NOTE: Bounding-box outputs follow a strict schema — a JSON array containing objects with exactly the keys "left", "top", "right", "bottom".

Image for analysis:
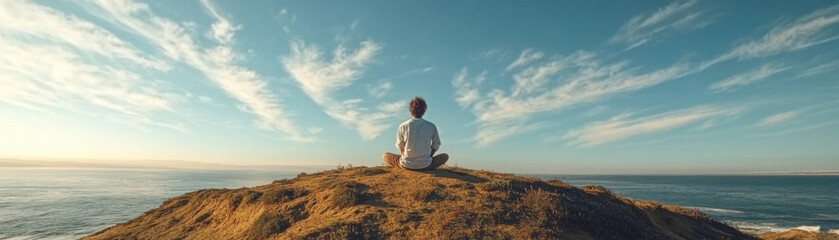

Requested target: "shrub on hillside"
[
  {"left": 480, "top": 179, "right": 512, "bottom": 192},
  {"left": 331, "top": 185, "right": 363, "bottom": 208},
  {"left": 300, "top": 215, "right": 382, "bottom": 240},
  {"left": 248, "top": 211, "right": 291, "bottom": 240},
  {"left": 581, "top": 184, "right": 614, "bottom": 196},
  {"left": 546, "top": 178, "right": 574, "bottom": 188},
  {"left": 516, "top": 188, "right": 564, "bottom": 228},
  {"left": 229, "top": 194, "right": 243, "bottom": 209},
  {"left": 156, "top": 198, "right": 189, "bottom": 217},
  {"left": 247, "top": 190, "right": 263, "bottom": 203},
  {"left": 263, "top": 188, "right": 307, "bottom": 204}
]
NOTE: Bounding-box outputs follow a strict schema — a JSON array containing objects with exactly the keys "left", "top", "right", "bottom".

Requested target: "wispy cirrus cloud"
[
  {"left": 80, "top": 0, "right": 315, "bottom": 141},
  {"left": 473, "top": 47, "right": 509, "bottom": 61},
  {"left": 201, "top": 0, "right": 240, "bottom": 45},
  {"left": 457, "top": 4, "right": 839, "bottom": 146},
  {"left": 611, "top": 0, "right": 710, "bottom": 50},
  {"left": 0, "top": 38, "right": 175, "bottom": 118},
  {"left": 454, "top": 50, "right": 695, "bottom": 146},
  {"left": 709, "top": 62, "right": 791, "bottom": 92},
  {"left": 366, "top": 67, "right": 431, "bottom": 98},
  {"left": 0, "top": 0, "right": 169, "bottom": 71},
  {"left": 367, "top": 81, "right": 393, "bottom": 99},
  {"left": 198, "top": 96, "right": 213, "bottom": 103},
  {"left": 796, "top": 59, "right": 839, "bottom": 78},
  {"left": 506, "top": 48, "right": 544, "bottom": 71},
  {"left": 324, "top": 100, "right": 404, "bottom": 141},
  {"left": 283, "top": 41, "right": 381, "bottom": 104},
  {"left": 283, "top": 40, "right": 404, "bottom": 140},
  {"left": 0, "top": 0, "right": 180, "bottom": 131},
  {"left": 452, "top": 69, "right": 485, "bottom": 109},
  {"left": 703, "top": 4, "right": 839, "bottom": 69},
  {"left": 758, "top": 110, "right": 799, "bottom": 127},
  {"left": 476, "top": 51, "right": 691, "bottom": 123},
  {"left": 564, "top": 106, "right": 741, "bottom": 146},
  {"left": 510, "top": 58, "right": 565, "bottom": 97}
]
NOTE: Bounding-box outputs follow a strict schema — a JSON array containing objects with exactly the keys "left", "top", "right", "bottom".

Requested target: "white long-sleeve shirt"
[{"left": 395, "top": 118, "right": 441, "bottom": 169}]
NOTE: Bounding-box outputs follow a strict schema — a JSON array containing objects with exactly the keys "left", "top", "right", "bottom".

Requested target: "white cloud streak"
[
  {"left": 452, "top": 69, "right": 485, "bottom": 109},
  {"left": 384, "top": 67, "right": 434, "bottom": 80},
  {"left": 80, "top": 0, "right": 315, "bottom": 141},
  {"left": 201, "top": 0, "right": 240, "bottom": 45},
  {"left": 506, "top": 48, "right": 544, "bottom": 71},
  {"left": 455, "top": 49, "right": 695, "bottom": 146},
  {"left": 475, "top": 120, "right": 546, "bottom": 146},
  {"left": 283, "top": 40, "right": 404, "bottom": 140},
  {"left": 474, "top": 47, "right": 508, "bottom": 61},
  {"left": 324, "top": 100, "right": 404, "bottom": 141},
  {"left": 564, "top": 106, "right": 741, "bottom": 146},
  {"left": 703, "top": 4, "right": 839, "bottom": 69},
  {"left": 511, "top": 58, "right": 565, "bottom": 97},
  {"left": 797, "top": 59, "right": 839, "bottom": 78},
  {"left": 709, "top": 62, "right": 791, "bottom": 92},
  {"left": 367, "top": 81, "right": 393, "bottom": 99},
  {"left": 456, "top": 4, "right": 839, "bottom": 146},
  {"left": 611, "top": 0, "right": 709, "bottom": 50},
  {"left": 0, "top": 0, "right": 169, "bottom": 71},
  {"left": 283, "top": 41, "right": 381, "bottom": 104},
  {"left": 0, "top": 0, "right": 180, "bottom": 131},
  {"left": 0, "top": 38, "right": 174, "bottom": 117},
  {"left": 478, "top": 52, "right": 691, "bottom": 123},
  {"left": 758, "top": 111, "right": 799, "bottom": 127}
]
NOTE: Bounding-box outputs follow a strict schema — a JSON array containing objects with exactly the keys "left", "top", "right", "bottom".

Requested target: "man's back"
[
  {"left": 396, "top": 118, "right": 440, "bottom": 169},
  {"left": 383, "top": 96, "right": 448, "bottom": 170}
]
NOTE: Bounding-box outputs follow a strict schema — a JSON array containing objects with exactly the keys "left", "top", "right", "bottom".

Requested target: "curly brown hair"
[{"left": 409, "top": 97, "right": 427, "bottom": 118}]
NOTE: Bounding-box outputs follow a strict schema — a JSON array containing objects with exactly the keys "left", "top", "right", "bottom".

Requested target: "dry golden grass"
[{"left": 85, "top": 166, "right": 760, "bottom": 240}]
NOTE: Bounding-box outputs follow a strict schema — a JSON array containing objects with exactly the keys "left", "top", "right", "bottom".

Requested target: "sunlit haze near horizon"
[{"left": 1, "top": 0, "right": 838, "bottom": 174}]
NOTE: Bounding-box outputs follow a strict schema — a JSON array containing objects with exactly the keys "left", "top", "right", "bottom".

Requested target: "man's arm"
[
  {"left": 430, "top": 125, "right": 441, "bottom": 156},
  {"left": 396, "top": 124, "right": 406, "bottom": 155}
]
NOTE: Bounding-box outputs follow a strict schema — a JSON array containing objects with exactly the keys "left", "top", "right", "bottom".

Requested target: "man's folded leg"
[
  {"left": 382, "top": 152, "right": 402, "bottom": 168},
  {"left": 423, "top": 153, "right": 449, "bottom": 170}
]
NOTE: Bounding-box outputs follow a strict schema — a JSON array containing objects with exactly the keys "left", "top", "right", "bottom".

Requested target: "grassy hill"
[{"left": 85, "top": 166, "right": 760, "bottom": 240}]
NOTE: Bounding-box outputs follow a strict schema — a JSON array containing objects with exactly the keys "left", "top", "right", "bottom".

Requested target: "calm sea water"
[
  {"left": 0, "top": 169, "right": 837, "bottom": 239},
  {"left": 0, "top": 168, "right": 297, "bottom": 240},
  {"left": 555, "top": 175, "right": 839, "bottom": 234}
]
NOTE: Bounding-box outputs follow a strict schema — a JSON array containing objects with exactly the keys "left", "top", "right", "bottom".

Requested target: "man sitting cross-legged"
[{"left": 382, "top": 97, "right": 449, "bottom": 170}]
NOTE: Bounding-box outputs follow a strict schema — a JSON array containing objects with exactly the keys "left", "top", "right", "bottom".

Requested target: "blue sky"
[{"left": 1, "top": 0, "right": 838, "bottom": 174}]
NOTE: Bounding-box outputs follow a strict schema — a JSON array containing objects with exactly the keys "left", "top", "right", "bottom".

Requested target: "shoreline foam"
[
  {"left": 734, "top": 221, "right": 839, "bottom": 236},
  {"left": 688, "top": 206, "right": 745, "bottom": 215}
]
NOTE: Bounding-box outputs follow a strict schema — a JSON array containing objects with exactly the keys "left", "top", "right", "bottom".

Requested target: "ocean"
[
  {"left": 0, "top": 168, "right": 298, "bottom": 240},
  {"left": 0, "top": 168, "right": 837, "bottom": 239},
  {"left": 556, "top": 175, "right": 839, "bottom": 235}
]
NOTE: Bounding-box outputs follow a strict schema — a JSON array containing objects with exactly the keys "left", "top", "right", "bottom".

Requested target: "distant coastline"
[
  {"left": 741, "top": 171, "right": 839, "bottom": 176},
  {"left": 0, "top": 158, "right": 332, "bottom": 172},
  {"left": 4, "top": 158, "right": 838, "bottom": 176}
]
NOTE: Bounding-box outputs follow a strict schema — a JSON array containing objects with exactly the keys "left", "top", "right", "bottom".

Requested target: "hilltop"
[{"left": 85, "top": 166, "right": 757, "bottom": 240}]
